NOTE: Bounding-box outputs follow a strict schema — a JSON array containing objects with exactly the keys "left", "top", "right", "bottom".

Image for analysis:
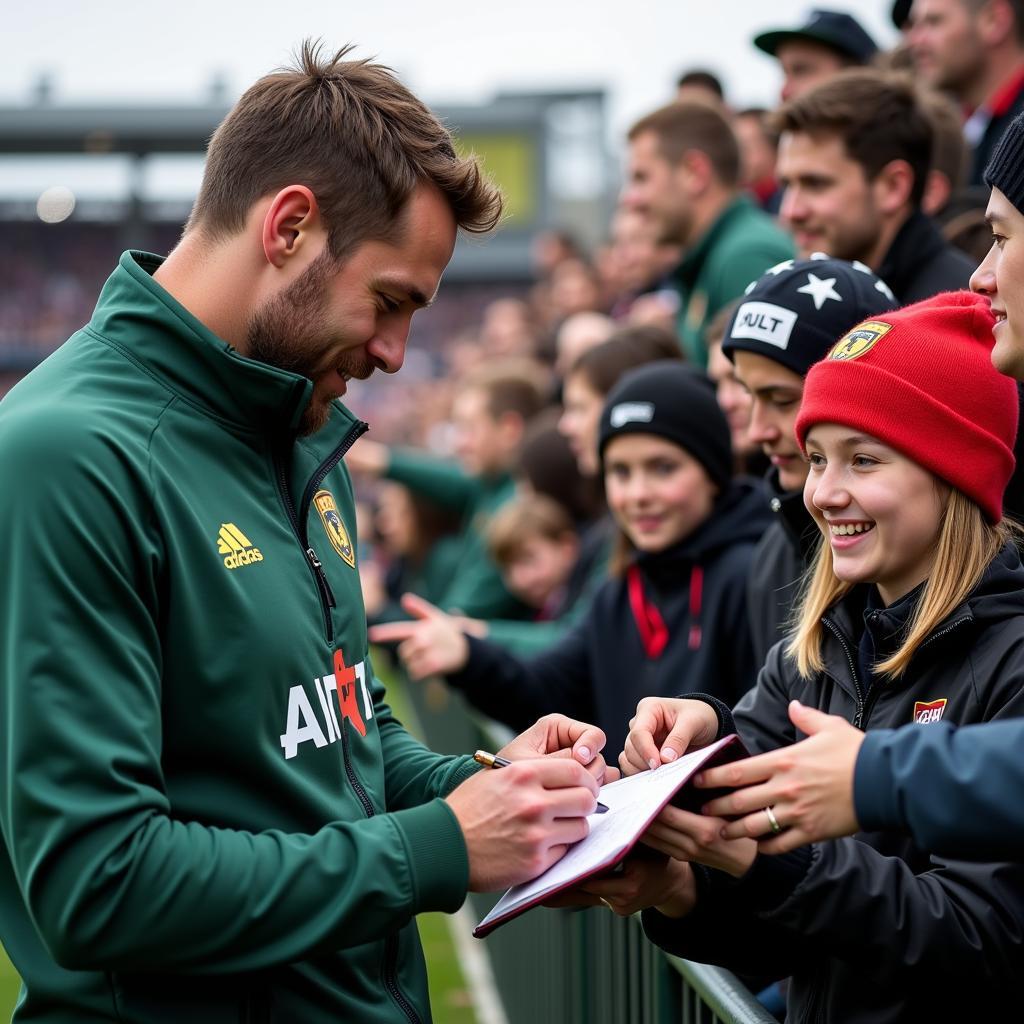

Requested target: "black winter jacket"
[
  {"left": 747, "top": 470, "right": 818, "bottom": 666},
  {"left": 644, "top": 542, "right": 1024, "bottom": 1024},
  {"left": 876, "top": 209, "right": 975, "bottom": 304},
  {"left": 445, "top": 480, "right": 769, "bottom": 756}
]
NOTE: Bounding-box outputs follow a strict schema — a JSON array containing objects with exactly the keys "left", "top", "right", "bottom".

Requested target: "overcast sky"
[{"left": 4, "top": 1, "right": 898, "bottom": 125}]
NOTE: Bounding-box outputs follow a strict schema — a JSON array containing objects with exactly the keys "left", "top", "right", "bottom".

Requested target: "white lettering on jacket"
[{"left": 280, "top": 657, "right": 373, "bottom": 759}]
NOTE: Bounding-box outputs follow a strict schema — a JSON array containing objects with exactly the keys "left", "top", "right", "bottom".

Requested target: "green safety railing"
[{"left": 399, "top": 675, "right": 778, "bottom": 1024}]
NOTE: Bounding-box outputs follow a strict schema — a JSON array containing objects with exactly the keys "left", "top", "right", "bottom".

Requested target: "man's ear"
[
  {"left": 261, "top": 185, "right": 323, "bottom": 268},
  {"left": 872, "top": 159, "right": 915, "bottom": 217},
  {"left": 979, "top": 0, "right": 1016, "bottom": 48},
  {"left": 679, "top": 149, "right": 715, "bottom": 197}
]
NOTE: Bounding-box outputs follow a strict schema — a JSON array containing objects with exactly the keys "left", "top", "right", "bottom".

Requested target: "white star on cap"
[
  {"left": 766, "top": 259, "right": 794, "bottom": 276},
  {"left": 797, "top": 272, "right": 843, "bottom": 310},
  {"left": 875, "top": 279, "right": 896, "bottom": 302}
]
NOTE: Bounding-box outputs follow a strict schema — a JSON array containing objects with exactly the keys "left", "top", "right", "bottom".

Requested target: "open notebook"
[{"left": 474, "top": 733, "right": 746, "bottom": 938}]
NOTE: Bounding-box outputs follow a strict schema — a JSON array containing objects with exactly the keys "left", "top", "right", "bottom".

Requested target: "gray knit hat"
[{"left": 985, "top": 112, "right": 1024, "bottom": 214}]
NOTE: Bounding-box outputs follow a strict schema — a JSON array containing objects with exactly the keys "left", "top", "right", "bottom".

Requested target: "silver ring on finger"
[{"left": 764, "top": 805, "right": 783, "bottom": 835}]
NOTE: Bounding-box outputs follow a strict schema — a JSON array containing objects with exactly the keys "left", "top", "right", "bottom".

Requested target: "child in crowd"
[
  {"left": 487, "top": 494, "right": 579, "bottom": 619},
  {"left": 346, "top": 360, "right": 546, "bottom": 619},
  {"left": 370, "top": 361, "right": 769, "bottom": 755},
  {"left": 599, "top": 293, "right": 1024, "bottom": 1023}
]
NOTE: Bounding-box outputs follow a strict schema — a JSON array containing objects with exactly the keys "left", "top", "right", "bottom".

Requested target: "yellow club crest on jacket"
[{"left": 314, "top": 490, "right": 355, "bottom": 568}]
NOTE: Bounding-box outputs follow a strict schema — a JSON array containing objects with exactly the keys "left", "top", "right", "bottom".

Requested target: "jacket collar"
[
  {"left": 676, "top": 194, "right": 752, "bottom": 286},
  {"left": 765, "top": 467, "right": 819, "bottom": 562},
  {"left": 875, "top": 211, "right": 946, "bottom": 301},
  {"left": 88, "top": 251, "right": 345, "bottom": 438}
]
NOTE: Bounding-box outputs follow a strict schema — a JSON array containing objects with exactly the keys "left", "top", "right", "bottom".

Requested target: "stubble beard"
[{"left": 246, "top": 252, "right": 373, "bottom": 436}]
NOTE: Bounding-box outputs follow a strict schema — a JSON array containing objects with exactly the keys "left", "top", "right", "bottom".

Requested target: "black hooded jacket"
[
  {"left": 747, "top": 469, "right": 819, "bottom": 665},
  {"left": 876, "top": 209, "right": 975, "bottom": 304},
  {"left": 644, "top": 542, "right": 1024, "bottom": 1024},
  {"left": 445, "top": 479, "right": 770, "bottom": 756}
]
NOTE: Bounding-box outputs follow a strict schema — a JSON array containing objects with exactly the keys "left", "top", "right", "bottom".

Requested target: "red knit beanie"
[{"left": 795, "top": 291, "right": 1018, "bottom": 523}]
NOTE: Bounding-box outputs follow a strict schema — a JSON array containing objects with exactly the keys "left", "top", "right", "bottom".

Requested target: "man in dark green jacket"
[
  {"left": 622, "top": 101, "right": 794, "bottom": 366},
  {"left": 0, "top": 42, "right": 608, "bottom": 1024}
]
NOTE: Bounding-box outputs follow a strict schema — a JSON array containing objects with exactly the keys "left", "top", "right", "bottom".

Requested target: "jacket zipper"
[
  {"left": 820, "top": 616, "right": 868, "bottom": 727},
  {"left": 276, "top": 419, "right": 418, "bottom": 1022},
  {"left": 272, "top": 420, "right": 369, "bottom": 646},
  {"left": 384, "top": 933, "right": 422, "bottom": 1024},
  {"left": 822, "top": 614, "right": 974, "bottom": 729}
]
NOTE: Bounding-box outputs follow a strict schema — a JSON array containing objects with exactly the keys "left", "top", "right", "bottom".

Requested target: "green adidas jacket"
[{"left": 0, "top": 252, "right": 478, "bottom": 1023}]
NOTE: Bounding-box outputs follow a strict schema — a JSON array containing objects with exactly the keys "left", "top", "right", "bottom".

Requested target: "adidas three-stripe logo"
[{"left": 218, "top": 523, "right": 264, "bottom": 570}]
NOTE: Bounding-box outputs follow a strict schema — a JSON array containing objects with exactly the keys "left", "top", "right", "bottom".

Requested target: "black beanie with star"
[{"left": 722, "top": 255, "right": 899, "bottom": 377}]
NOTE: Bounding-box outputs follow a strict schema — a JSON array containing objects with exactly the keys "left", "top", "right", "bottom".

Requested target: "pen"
[{"left": 473, "top": 750, "right": 609, "bottom": 813}]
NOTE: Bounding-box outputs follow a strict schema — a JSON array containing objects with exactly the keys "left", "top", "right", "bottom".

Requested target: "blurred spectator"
[
  {"left": 361, "top": 482, "right": 462, "bottom": 623},
  {"left": 909, "top": 0, "right": 1024, "bottom": 185},
  {"left": 479, "top": 297, "right": 539, "bottom": 359},
  {"left": 530, "top": 228, "right": 585, "bottom": 280},
  {"left": 346, "top": 359, "right": 547, "bottom": 619},
  {"left": 734, "top": 107, "right": 783, "bottom": 212},
  {"left": 676, "top": 69, "right": 728, "bottom": 107},
  {"left": 917, "top": 84, "right": 995, "bottom": 261},
  {"left": 623, "top": 102, "right": 793, "bottom": 365},
  {"left": 603, "top": 207, "right": 682, "bottom": 322},
  {"left": 773, "top": 69, "right": 975, "bottom": 301},
  {"left": 548, "top": 257, "right": 606, "bottom": 322},
  {"left": 554, "top": 311, "right": 616, "bottom": 381},
  {"left": 703, "top": 301, "right": 769, "bottom": 478},
  {"left": 559, "top": 324, "right": 683, "bottom": 478},
  {"left": 753, "top": 8, "right": 880, "bottom": 101},
  {"left": 487, "top": 495, "right": 580, "bottom": 618}
]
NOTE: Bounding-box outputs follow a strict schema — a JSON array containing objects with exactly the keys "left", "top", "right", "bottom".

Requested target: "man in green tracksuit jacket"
[{"left": 0, "top": 44, "right": 607, "bottom": 1024}]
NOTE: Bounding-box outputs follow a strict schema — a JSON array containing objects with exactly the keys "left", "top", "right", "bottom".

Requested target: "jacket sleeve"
[
  {"left": 855, "top": 719, "right": 1024, "bottom": 859},
  {"left": 0, "top": 414, "right": 467, "bottom": 975},
  {"left": 385, "top": 448, "right": 480, "bottom": 515},
  {"left": 731, "top": 644, "right": 1024, "bottom": 987},
  {"left": 444, "top": 620, "right": 596, "bottom": 733}
]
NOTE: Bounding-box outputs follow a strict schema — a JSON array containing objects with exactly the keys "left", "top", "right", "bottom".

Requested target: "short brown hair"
[
  {"left": 569, "top": 325, "right": 682, "bottom": 397},
  {"left": 188, "top": 40, "right": 503, "bottom": 259},
  {"left": 488, "top": 494, "right": 575, "bottom": 567},
  {"left": 771, "top": 70, "right": 932, "bottom": 208},
  {"left": 918, "top": 87, "right": 968, "bottom": 192},
  {"left": 462, "top": 359, "right": 548, "bottom": 423},
  {"left": 628, "top": 103, "right": 741, "bottom": 187}
]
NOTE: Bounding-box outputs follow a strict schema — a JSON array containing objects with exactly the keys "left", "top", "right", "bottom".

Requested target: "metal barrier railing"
[{"left": 398, "top": 674, "right": 778, "bottom": 1024}]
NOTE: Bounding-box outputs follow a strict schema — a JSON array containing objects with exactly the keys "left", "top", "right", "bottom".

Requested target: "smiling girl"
[
  {"left": 601, "top": 292, "right": 1024, "bottom": 1024},
  {"left": 369, "top": 361, "right": 769, "bottom": 755}
]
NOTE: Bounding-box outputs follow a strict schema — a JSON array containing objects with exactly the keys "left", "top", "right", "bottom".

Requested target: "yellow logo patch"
[
  {"left": 829, "top": 320, "right": 893, "bottom": 361},
  {"left": 218, "top": 523, "right": 264, "bottom": 570},
  {"left": 314, "top": 490, "right": 355, "bottom": 568}
]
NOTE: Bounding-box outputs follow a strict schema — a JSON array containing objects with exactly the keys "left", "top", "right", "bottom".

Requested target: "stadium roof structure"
[{"left": 0, "top": 89, "right": 612, "bottom": 280}]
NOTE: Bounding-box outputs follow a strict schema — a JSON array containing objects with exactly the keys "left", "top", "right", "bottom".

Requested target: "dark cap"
[
  {"left": 722, "top": 255, "right": 898, "bottom": 377},
  {"left": 891, "top": 0, "right": 912, "bottom": 30},
  {"left": 754, "top": 9, "right": 879, "bottom": 64},
  {"left": 598, "top": 361, "right": 732, "bottom": 490}
]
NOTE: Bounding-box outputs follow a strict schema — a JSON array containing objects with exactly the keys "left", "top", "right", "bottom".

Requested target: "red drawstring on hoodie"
[
  {"left": 627, "top": 564, "right": 703, "bottom": 658},
  {"left": 627, "top": 565, "right": 668, "bottom": 658}
]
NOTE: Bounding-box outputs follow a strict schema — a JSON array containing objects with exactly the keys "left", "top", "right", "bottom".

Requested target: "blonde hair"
[{"left": 787, "top": 489, "right": 1018, "bottom": 679}]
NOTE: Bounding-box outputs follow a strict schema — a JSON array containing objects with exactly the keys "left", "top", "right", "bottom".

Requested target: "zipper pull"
[{"left": 305, "top": 546, "right": 336, "bottom": 608}]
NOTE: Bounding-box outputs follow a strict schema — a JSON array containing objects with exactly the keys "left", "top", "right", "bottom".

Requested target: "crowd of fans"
[
  {"left": 5, "top": 5, "right": 1024, "bottom": 1017},
  {"left": 342, "top": 5, "right": 1024, "bottom": 1018}
]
